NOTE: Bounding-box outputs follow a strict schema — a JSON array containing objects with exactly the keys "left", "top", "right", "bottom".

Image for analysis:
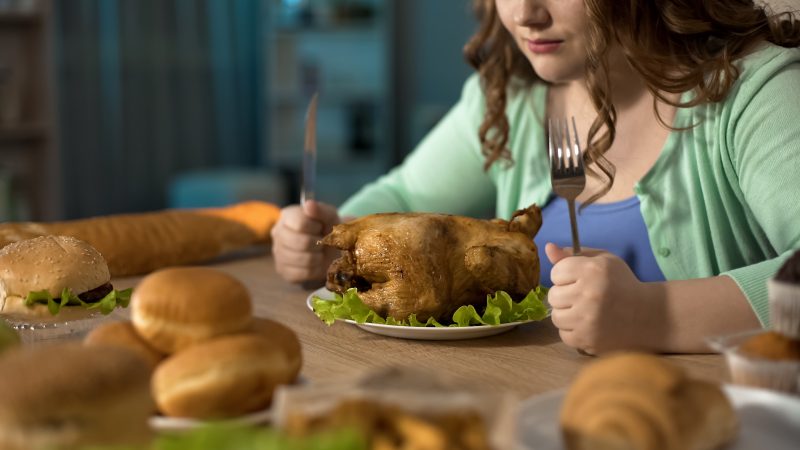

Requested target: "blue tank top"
[{"left": 534, "top": 195, "right": 666, "bottom": 287}]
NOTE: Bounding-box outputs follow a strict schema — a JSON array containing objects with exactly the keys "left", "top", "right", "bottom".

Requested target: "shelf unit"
[
  {"left": 0, "top": 0, "right": 57, "bottom": 221},
  {"left": 264, "top": 0, "right": 393, "bottom": 206}
]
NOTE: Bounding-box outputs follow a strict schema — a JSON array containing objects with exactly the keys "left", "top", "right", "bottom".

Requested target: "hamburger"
[{"left": 0, "top": 235, "right": 131, "bottom": 321}]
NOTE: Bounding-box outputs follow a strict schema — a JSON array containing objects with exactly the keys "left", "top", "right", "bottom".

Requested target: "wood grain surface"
[{"left": 112, "top": 253, "right": 729, "bottom": 400}]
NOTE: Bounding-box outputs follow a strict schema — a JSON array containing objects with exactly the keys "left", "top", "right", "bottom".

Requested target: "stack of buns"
[
  {"left": 560, "top": 353, "right": 737, "bottom": 450},
  {"left": 84, "top": 266, "right": 302, "bottom": 420},
  {"left": 0, "top": 343, "right": 154, "bottom": 450},
  {"left": 84, "top": 320, "right": 164, "bottom": 371}
]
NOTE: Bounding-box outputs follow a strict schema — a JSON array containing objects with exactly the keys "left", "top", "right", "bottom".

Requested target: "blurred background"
[
  {"left": 1, "top": 0, "right": 796, "bottom": 222},
  {"left": 0, "top": 0, "right": 476, "bottom": 221}
]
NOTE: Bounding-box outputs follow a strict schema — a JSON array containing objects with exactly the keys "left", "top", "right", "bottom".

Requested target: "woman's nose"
[{"left": 513, "top": 0, "right": 550, "bottom": 28}]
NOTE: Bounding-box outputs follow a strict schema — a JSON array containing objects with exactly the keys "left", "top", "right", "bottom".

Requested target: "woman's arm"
[
  {"left": 649, "top": 275, "right": 760, "bottom": 353},
  {"left": 546, "top": 245, "right": 759, "bottom": 354},
  {"left": 721, "top": 55, "right": 800, "bottom": 323}
]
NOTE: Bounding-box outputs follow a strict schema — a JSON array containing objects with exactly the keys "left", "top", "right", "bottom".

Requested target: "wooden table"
[{"left": 113, "top": 253, "right": 729, "bottom": 400}]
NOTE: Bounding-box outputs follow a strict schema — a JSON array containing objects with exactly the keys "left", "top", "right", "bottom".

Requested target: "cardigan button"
[{"left": 658, "top": 247, "right": 671, "bottom": 257}]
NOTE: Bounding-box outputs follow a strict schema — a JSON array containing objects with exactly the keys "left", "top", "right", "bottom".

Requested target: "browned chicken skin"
[{"left": 321, "top": 205, "right": 542, "bottom": 321}]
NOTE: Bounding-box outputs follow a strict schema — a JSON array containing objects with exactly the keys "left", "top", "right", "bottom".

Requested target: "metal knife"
[{"left": 301, "top": 92, "right": 318, "bottom": 205}]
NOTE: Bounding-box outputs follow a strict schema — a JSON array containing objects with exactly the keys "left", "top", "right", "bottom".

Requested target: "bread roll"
[
  {"left": 560, "top": 353, "right": 737, "bottom": 450},
  {"left": 0, "top": 201, "right": 281, "bottom": 277},
  {"left": 152, "top": 334, "right": 294, "bottom": 419},
  {"left": 131, "top": 267, "right": 253, "bottom": 354},
  {"left": 84, "top": 320, "right": 165, "bottom": 370},
  {"left": 0, "top": 343, "right": 154, "bottom": 450},
  {"left": 249, "top": 317, "right": 303, "bottom": 382}
]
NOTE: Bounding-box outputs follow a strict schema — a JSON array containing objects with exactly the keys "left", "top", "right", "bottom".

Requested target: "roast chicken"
[{"left": 321, "top": 204, "right": 542, "bottom": 322}]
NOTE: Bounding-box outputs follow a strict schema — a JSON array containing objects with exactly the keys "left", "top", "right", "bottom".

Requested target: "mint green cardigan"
[{"left": 341, "top": 44, "right": 800, "bottom": 326}]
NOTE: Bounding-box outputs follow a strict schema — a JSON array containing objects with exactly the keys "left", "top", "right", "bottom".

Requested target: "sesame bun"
[
  {"left": 249, "top": 317, "right": 303, "bottom": 382},
  {"left": 0, "top": 343, "right": 154, "bottom": 450},
  {"left": 84, "top": 320, "right": 165, "bottom": 371},
  {"left": 131, "top": 267, "right": 252, "bottom": 354},
  {"left": 152, "top": 334, "right": 294, "bottom": 419},
  {"left": 0, "top": 236, "right": 111, "bottom": 320}
]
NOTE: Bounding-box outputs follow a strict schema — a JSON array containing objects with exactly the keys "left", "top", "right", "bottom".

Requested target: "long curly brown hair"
[{"left": 463, "top": 0, "right": 800, "bottom": 203}]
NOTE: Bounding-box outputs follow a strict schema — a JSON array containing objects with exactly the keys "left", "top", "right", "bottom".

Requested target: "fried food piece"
[{"left": 285, "top": 399, "right": 491, "bottom": 450}]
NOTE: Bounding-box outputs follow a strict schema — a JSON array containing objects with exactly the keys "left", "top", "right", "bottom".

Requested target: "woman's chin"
[{"left": 529, "top": 61, "right": 584, "bottom": 85}]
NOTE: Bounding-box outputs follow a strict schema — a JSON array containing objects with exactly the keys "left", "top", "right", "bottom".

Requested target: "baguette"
[{"left": 0, "top": 201, "right": 280, "bottom": 277}]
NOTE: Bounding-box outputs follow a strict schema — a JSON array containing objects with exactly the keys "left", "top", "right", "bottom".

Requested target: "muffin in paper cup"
[
  {"left": 769, "top": 249, "right": 800, "bottom": 339},
  {"left": 708, "top": 329, "right": 800, "bottom": 394},
  {"left": 272, "top": 366, "right": 518, "bottom": 450},
  {"left": 768, "top": 278, "right": 800, "bottom": 339}
]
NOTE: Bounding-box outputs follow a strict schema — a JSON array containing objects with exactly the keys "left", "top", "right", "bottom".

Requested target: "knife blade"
[{"left": 301, "top": 92, "right": 318, "bottom": 205}]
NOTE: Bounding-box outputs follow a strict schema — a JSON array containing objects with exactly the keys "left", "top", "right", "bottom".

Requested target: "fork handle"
[{"left": 567, "top": 199, "right": 582, "bottom": 256}]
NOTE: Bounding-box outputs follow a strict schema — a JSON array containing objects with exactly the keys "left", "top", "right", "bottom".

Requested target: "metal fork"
[{"left": 548, "top": 117, "right": 586, "bottom": 256}]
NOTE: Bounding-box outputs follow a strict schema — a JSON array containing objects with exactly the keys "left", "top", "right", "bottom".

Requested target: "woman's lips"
[{"left": 527, "top": 39, "right": 563, "bottom": 54}]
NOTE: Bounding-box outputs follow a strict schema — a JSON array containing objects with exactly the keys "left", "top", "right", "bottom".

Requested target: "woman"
[{"left": 271, "top": 0, "right": 800, "bottom": 354}]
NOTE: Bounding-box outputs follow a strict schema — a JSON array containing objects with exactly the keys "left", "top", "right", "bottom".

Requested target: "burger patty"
[{"left": 77, "top": 283, "right": 114, "bottom": 303}]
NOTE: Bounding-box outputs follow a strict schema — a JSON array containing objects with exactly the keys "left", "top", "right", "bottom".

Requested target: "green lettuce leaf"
[
  {"left": 311, "top": 286, "right": 549, "bottom": 328},
  {"left": 24, "top": 287, "right": 133, "bottom": 316},
  {"left": 151, "top": 424, "right": 367, "bottom": 450},
  {"left": 87, "top": 288, "right": 133, "bottom": 315}
]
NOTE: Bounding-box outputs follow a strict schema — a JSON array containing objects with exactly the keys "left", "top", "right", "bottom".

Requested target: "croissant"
[
  {"left": 0, "top": 201, "right": 280, "bottom": 277},
  {"left": 560, "top": 353, "right": 737, "bottom": 450}
]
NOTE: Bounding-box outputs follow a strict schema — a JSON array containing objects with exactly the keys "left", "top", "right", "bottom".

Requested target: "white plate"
[
  {"left": 149, "top": 406, "right": 273, "bottom": 432},
  {"left": 306, "top": 287, "right": 539, "bottom": 341},
  {"left": 148, "top": 375, "right": 309, "bottom": 432},
  {"left": 3, "top": 311, "right": 119, "bottom": 344},
  {"left": 516, "top": 384, "right": 800, "bottom": 450}
]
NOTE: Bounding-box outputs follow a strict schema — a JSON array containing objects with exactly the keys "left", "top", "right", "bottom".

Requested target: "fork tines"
[
  {"left": 548, "top": 117, "right": 583, "bottom": 175},
  {"left": 547, "top": 116, "right": 586, "bottom": 256}
]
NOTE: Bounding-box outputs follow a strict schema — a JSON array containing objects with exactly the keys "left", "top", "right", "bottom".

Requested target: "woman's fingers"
[
  {"left": 280, "top": 205, "right": 325, "bottom": 235},
  {"left": 547, "top": 282, "right": 583, "bottom": 309},
  {"left": 276, "top": 262, "right": 326, "bottom": 284},
  {"left": 274, "top": 244, "right": 326, "bottom": 267},
  {"left": 550, "top": 305, "right": 577, "bottom": 332},
  {"left": 549, "top": 246, "right": 613, "bottom": 286},
  {"left": 272, "top": 203, "right": 341, "bottom": 284},
  {"left": 273, "top": 243, "right": 330, "bottom": 282},
  {"left": 558, "top": 329, "right": 596, "bottom": 355},
  {"left": 273, "top": 227, "right": 321, "bottom": 252},
  {"left": 303, "top": 200, "right": 341, "bottom": 233},
  {"left": 545, "top": 242, "right": 571, "bottom": 265}
]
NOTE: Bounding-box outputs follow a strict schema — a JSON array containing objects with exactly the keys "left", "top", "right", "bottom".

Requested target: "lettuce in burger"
[{"left": 0, "top": 235, "right": 131, "bottom": 321}]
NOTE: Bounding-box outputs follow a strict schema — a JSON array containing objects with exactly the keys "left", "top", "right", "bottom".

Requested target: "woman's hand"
[
  {"left": 545, "top": 243, "right": 661, "bottom": 355},
  {"left": 271, "top": 200, "right": 341, "bottom": 284}
]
